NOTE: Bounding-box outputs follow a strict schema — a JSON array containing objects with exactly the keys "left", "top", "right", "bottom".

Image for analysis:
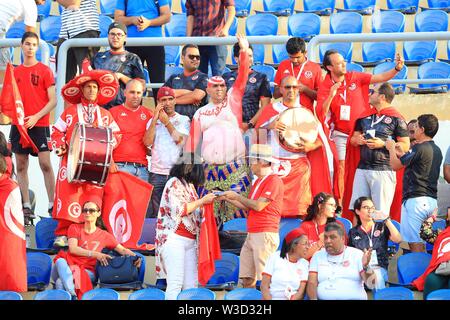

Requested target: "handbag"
[
  {"left": 219, "top": 230, "right": 248, "bottom": 255},
  {"left": 96, "top": 249, "right": 141, "bottom": 288},
  {"left": 435, "top": 261, "right": 450, "bottom": 276}
]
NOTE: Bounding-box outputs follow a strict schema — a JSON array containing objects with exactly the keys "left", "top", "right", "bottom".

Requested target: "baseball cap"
[
  {"left": 157, "top": 86, "right": 175, "bottom": 100},
  {"left": 108, "top": 22, "right": 127, "bottom": 35}
]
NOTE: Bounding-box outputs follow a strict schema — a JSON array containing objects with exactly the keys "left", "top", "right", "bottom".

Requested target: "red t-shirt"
[
  {"left": 67, "top": 223, "right": 119, "bottom": 267},
  {"left": 319, "top": 72, "right": 372, "bottom": 134},
  {"left": 247, "top": 174, "right": 284, "bottom": 233},
  {"left": 14, "top": 62, "right": 55, "bottom": 127},
  {"left": 274, "top": 59, "right": 322, "bottom": 113},
  {"left": 110, "top": 105, "right": 153, "bottom": 166}
]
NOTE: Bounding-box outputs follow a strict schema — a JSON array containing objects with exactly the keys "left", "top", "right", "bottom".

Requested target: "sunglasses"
[
  {"left": 82, "top": 208, "right": 99, "bottom": 214},
  {"left": 187, "top": 54, "right": 201, "bottom": 60}
]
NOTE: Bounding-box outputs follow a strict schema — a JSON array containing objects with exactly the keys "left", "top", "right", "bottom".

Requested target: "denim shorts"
[{"left": 400, "top": 196, "right": 437, "bottom": 243}]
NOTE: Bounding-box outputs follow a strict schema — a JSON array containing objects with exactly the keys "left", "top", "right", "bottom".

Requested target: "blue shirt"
[{"left": 116, "top": 0, "right": 170, "bottom": 38}]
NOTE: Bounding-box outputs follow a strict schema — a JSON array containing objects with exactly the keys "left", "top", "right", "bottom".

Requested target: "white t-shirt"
[
  {"left": 309, "top": 246, "right": 367, "bottom": 300},
  {"left": 150, "top": 112, "right": 190, "bottom": 175},
  {"left": 0, "top": 0, "right": 37, "bottom": 32},
  {"left": 262, "top": 251, "right": 309, "bottom": 300}
]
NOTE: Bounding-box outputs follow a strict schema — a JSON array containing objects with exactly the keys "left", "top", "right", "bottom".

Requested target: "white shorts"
[
  {"left": 400, "top": 196, "right": 437, "bottom": 243},
  {"left": 331, "top": 130, "right": 349, "bottom": 161}
]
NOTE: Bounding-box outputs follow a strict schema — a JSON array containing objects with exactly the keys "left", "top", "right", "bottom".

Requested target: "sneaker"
[{"left": 53, "top": 235, "right": 68, "bottom": 247}]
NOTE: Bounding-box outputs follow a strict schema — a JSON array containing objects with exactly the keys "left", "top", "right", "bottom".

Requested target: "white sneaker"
[{"left": 53, "top": 236, "right": 68, "bottom": 247}]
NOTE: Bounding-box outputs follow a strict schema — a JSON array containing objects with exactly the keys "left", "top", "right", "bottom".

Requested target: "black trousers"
[{"left": 127, "top": 45, "right": 165, "bottom": 100}]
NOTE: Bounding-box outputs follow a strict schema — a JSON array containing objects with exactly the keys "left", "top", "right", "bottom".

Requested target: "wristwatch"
[
  {"left": 394, "top": 66, "right": 402, "bottom": 72},
  {"left": 247, "top": 122, "right": 255, "bottom": 129}
]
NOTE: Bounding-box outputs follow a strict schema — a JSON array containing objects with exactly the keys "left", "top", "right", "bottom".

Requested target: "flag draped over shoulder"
[
  {"left": 198, "top": 203, "right": 221, "bottom": 286},
  {"left": 0, "top": 176, "right": 27, "bottom": 292},
  {"left": 0, "top": 63, "right": 38, "bottom": 153},
  {"left": 102, "top": 171, "right": 154, "bottom": 250}
]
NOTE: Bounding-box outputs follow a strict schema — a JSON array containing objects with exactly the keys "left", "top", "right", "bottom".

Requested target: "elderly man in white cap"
[
  {"left": 220, "top": 144, "right": 284, "bottom": 288},
  {"left": 184, "top": 34, "right": 252, "bottom": 223}
]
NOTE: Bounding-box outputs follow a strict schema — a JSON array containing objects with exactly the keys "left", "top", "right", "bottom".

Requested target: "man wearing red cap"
[
  {"left": 185, "top": 34, "right": 251, "bottom": 222},
  {"left": 51, "top": 69, "right": 121, "bottom": 247},
  {"left": 144, "top": 86, "right": 190, "bottom": 217}
]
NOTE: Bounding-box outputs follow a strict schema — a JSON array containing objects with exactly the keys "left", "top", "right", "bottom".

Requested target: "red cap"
[
  {"left": 284, "top": 228, "right": 305, "bottom": 245},
  {"left": 157, "top": 86, "right": 175, "bottom": 100}
]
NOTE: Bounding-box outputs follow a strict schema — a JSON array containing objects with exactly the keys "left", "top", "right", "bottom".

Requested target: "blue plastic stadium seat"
[
  {"left": 251, "top": 45, "right": 265, "bottom": 65},
  {"left": 27, "top": 252, "right": 52, "bottom": 291},
  {"left": 403, "top": 41, "right": 437, "bottom": 66},
  {"left": 319, "top": 42, "right": 353, "bottom": 63},
  {"left": 6, "top": 21, "right": 26, "bottom": 39},
  {"left": 206, "top": 252, "right": 240, "bottom": 289},
  {"left": 164, "top": 14, "right": 187, "bottom": 37},
  {"left": 0, "top": 291, "right": 22, "bottom": 300},
  {"left": 165, "top": 65, "right": 184, "bottom": 81},
  {"left": 224, "top": 288, "right": 263, "bottom": 300},
  {"left": 287, "top": 13, "right": 321, "bottom": 41},
  {"left": 413, "top": 61, "right": 450, "bottom": 92},
  {"left": 426, "top": 289, "right": 450, "bottom": 300},
  {"left": 99, "top": 15, "right": 114, "bottom": 38},
  {"left": 330, "top": 12, "right": 363, "bottom": 34},
  {"left": 394, "top": 252, "right": 432, "bottom": 285},
  {"left": 415, "top": 9, "right": 448, "bottom": 32},
  {"left": 35, "top": 217, "right": 58, "bottom": 250},
  {"left": 338, "top": 0, "right": 376, "bottom": 15},
  {"left": 235, "top": 0, "right": 252, "bottom": 17},
  {"left": 386, "top": 0, "right": 419, "bottom": 14},
  {"left": 222, "top": 218, "right": 247, "bottom": 232},
  {"left": 272, "top": 44, "right": 288, "bottom": 65},
  {"left": 100, "top": 0, "right": 117, "bottom": 16},
  {"left": 372, "top": 10, "right": 405, "bottom": 33},
  {"left": 34, "top": 289, "right": 72, "bottom": 300},
  {"left": 336, "top": 217, "right": 352, "bottom": 234},
  {"left": 427, "top": 0, "right": 450, "bottom": 12},
  {"left": 278, "top": 218, "right": 302, "bottom": 250},
  {"left": 257, "top": 0, "right": 295, "bottom": 16},
  {"left": 358, "top": 42, "right": 396, "bottom": 67},
  {"left": 177, "top": 288, "right": 216, "bottom": 300},
  {"left": 245, "top": 13, "right": 278, "bottom": 36},
  {"left": 37, "top": 0, "right": 52, "bottom": 21},
  {"left": 302, "top": 0, "right": 336, "bottom": 15},
  {"left": 252, "top": 64, "right": 276, "bottom": 82},
  {"left": 373, "top": 287, "right": 414, "bottom": 300},
  {"left": 82, "top": 288, "right": 120, "bottom": 300},
  {"left": 129, "top": 288, "right": 166, "bottom": 300},
  {"left": 346, "top": 62, "right": 364, "bottom": 72},
  {"left": 165, "top": 46, "right": 181, "bottom": 66},
  {"left": 39, "top": 16, "right": 61, "bottom": 44},
  {"left": 138, "top": 218, "right": 157, "bottom": 245}
]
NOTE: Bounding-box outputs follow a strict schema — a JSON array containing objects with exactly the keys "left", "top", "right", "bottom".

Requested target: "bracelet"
[
  {"left": 247, "top": 122, "right": 255, "bottom": 129},
  {"left": 88, "top": 250, "right": 92, "bottom": 257},
  {"left": 394, "top": 66, "right": 402, "bottom": 72}
]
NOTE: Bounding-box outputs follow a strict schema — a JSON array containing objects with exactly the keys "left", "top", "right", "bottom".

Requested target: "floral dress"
[{"left": 155, "top": 177, "right": 201, "bottom": 279}]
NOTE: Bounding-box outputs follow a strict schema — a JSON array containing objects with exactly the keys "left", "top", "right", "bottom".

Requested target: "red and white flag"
[
  {"left": 0, "top": 176, "right": 27, "bottom": 292},
  {"left": 0, "top": 63, "right": 38, "bottom": 153},
  {"left": 102, "top": 171, "right": 154, "bottom": 250},
  {"left": 198, "top": 203, "right": 221, "bottom": 286}
]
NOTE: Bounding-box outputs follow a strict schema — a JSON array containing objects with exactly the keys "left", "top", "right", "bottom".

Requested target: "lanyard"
[
  {"left": 77, "top": 104, "right": 103, "bottom": 126},
  {"left": 370, "top": 114, "right": 385, "bottom": 128},
  {"left": 339, "top": 80, "right": 347, "bottom": 104},
  {"left": 249, "top": 174, "right": 270, "bottom": 200},
  {"left": 361, "top": 224, "right": 375, "bottom": 248},
  {"left": 291, "top": 61, "right": 307, "bottom": 105}
]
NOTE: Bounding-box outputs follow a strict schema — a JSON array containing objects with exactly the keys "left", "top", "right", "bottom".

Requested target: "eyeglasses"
[
  {"left": 369, "top": 89, "right": 378, "bottom": 95},
  {"left": 187, "top": 54, "right": 201, "bottom": 60},
  {"left": 283, "top": 85, "right": 299, "bottom": 90},
  {"left": 362, "top": 206, "right": 376, "bottom": 211},
  {"left": 82, "top": 208, "right": 99, "bottom": 214},
  {"left": 212, "top": 84, "right": 226, "bottom": 88},
  {"left": 109, "top": 32, "right": 125, "bottom": 38}
]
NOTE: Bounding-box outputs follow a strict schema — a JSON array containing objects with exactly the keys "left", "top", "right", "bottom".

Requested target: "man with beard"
[
  {"left": 164, "top": 44, "right": 208, "bottom": 120},
  {"left": 91, "top": 22, "right": 145, "bottom": 109}
]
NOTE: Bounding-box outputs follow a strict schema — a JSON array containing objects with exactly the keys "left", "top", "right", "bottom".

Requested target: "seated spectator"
[
  {"left": 155, "top": 153, "right": 217, "bottom": 300},
  {"left": 407, "top": 119, "right": 418, "bottom": 148},
  {"left": 51, "top": 196, "right": 141, "bottom": 300},
  {"left": 261, "top": 229, "right": 309, "bottom": 300},
  {"left": 307, "top": 222, "right": 373, "bottom": 300},
  {"left": 348, "top": 196, "right": 401, "bottom": 290},
  {"left": 413, "top": 208, "right": 450, "bottom": 298}
]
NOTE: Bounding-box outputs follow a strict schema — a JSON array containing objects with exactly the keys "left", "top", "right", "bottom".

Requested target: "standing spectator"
[
  {"left": 407, "top": 119, "right": 418, "bottom": 147},
  {"left": 114, "top": 0, "right": 171, "bottom": 100},
  {"left": 386, "top": 114, "right": 443, "bottom": 253},
  {"left": 223, "top": 42, "right": 272, "bottom": 130},
  {"left": 307, "top": 222, "right": 373, "bottom": 300},
  {"left": 56, "top": 0, "right": 100, "bottom": 83},
  {"left": 164, "top": 44, "right": 208, "bottom": 120},
  {"left": 0, "top": 132, "right": 13, "bottom": 177},
  {"left": 92, "top": 22, "right": 145, "bottom": 109},
  {"left": 220, "top": 144, "right": 284, "bottom": 288},
  {"left": 444, "top": 145, "right": 450, "bottom": 183},
  {"left": 273, "top": 37, "right": 321, "bottom": 114},
  {"left": 261, "top": 229, "right": 309, "bottom": 300},
  {"left": 144, "top": 87, "right": 190, "bottom": 218},
  {"left": 346, "top": 83, "right": 409, "bottom": 217},
  {"left": 186, "top": 0, "right": 236, "bottom": 76},
  {"left": 11, "top": 32, "right": 56, "bottom": 222},
  {"left": 316, "top": 50, "right": 404, "bottom": 201},
  {"left": 155, "top": 153, "right": 217, "bottom": 300},
  {"left": 109, "top": 79, "right": 152, "bottom": 182},
  {"left": 348, "top": 196, "right": 401, "bottom": 290}
]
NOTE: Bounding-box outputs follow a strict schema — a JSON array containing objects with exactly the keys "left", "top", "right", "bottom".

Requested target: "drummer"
[
  {"left": 184, "top": 34, "right": 252, "bottom": 223},
  {"left": 51, "top": 69, "right": 121, "bottom": 247},
  {"left": 255, "top": 75, "right": 335, "bottom": 218}
]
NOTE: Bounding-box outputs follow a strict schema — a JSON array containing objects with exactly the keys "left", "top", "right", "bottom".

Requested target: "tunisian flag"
[
  {"left": 102, "top": 171, "right": 154, "bottom": 250},
  {"left": 0, "top": 175, "right": 27, "bottom": 292},
  {"left": 198, "top": 203, "right": 222, "bottom": 286},
  {"left": 0, "top": 63, "right": 38, "bottom": 153}
]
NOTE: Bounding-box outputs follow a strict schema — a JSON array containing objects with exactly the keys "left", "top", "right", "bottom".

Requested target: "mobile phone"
[
  {"left": 363, "top": 133, "right": 373, "bottom": 140},
  {"left": 213, "top": 191, "right": 225, "bottom": 196}
]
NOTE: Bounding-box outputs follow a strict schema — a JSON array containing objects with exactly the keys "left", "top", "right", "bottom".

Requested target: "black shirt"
[
  {"left": 222, "top": 69, "right": 272, "bottom": 123},
  {"left": 400, "top": 140, "right": 443, "bottom": 201},
  {"left": 348, "top": 222, "right": 391, "bottom": 269},
  {"left": 164, "top": 70, "right": 208, "bottom": 120},
  {"left": 355, "top": 114, "right": 408, "bottom": 171}
]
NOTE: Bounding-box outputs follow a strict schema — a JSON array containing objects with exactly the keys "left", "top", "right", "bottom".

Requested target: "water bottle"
[{"left": 26, "top": 233, "right": 31, "bottom": 248}]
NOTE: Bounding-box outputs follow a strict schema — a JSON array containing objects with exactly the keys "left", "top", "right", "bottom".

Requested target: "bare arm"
[
  {"left": 222, "top": 191, "right": 270, "bottom": 212},
  {"left": 24, "top": 85, "right": 56, "bottom": 129},
  {"left": 299, "top": 83, "right": 317, "bottom": 100},
  {"left": 396, "top": 136, "right": 410, "bottom": 153},
  {"left": 370, "top": 53, "right": 404, "bottom": 84},
  {"left": 273, "top": 86, "right": 281, "bottom": 99},
  {"left": 143, "top": 107, "right": 160, "bottom": 147},
  {"left": 260, "top": 274, "right": 272, "bottom": 300},
  {"left": 217, "top": 6, "right": 236, "bottom": 36},
  {"left": 386, "top": 218, "right": 402, "bottom": 243},
  {"left": 306, "top": 272, "right": 318, "bottom": 300},
  {"left": 386, "top": 139, "right": 405, "bottom": 171},
  {"left": 322, "top": 82, "right": 341, "bottom": 116},
  {"left": 173, "top": 89, "right": 206, "bottom": 105},
  {"left": 136, "top": 6, "right": 172, "bottom": 31},
  {"left": 186, "top": 15, "right": 194, "bottom": 36},
  {"left": 444, "top": 164, "right": 450, "bottom": 183},
  {"left": 185, "top": 193, "right": 216, "bottom": 214},
  {"left": 350, "top": 131, "right": 365, "bottom": 147},
  {"left": 114, "top": 9, "right": 141, "bottom": 26},
  {"left": 68, "top": 237, "right": 113, "bottom": 266}
]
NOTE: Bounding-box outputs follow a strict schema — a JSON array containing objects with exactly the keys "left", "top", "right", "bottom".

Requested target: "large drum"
[
  {"left": 67, "top": 123, "right": 113, "bottom": 186},
  {"left": 276, "top": 107, "right": 319, "bottom": 153}
]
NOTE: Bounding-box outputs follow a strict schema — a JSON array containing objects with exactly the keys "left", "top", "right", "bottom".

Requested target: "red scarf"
[{"left": 342, "top": 106, "right": 405, "bottom": 222}]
